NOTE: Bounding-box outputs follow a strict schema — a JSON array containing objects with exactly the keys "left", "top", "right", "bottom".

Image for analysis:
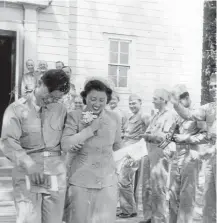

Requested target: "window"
[{"left": 108, "top": 39, "right": 130, "bottom": 88}]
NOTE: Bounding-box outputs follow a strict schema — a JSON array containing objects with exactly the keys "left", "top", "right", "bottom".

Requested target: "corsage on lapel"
[{"left": 81, "top": 111, "right": 97, "bottom": 125}]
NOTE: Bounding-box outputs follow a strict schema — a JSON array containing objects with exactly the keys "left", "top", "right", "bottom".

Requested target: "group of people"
[
  {"left": 0, "top": 59, "right": 216, "bottom": 223},
  {"left": 21, "top": 59, "right": 84, "bottom": 112}
]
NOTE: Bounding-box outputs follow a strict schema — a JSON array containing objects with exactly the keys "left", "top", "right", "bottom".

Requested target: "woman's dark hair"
[
  {"left": 80, "top": 80, "right": 112, "bottom": 105},
  {"left": 41, "top": 69, "right": 70, "bottom": 94}
]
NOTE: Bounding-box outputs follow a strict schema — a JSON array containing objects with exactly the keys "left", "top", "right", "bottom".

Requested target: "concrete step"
[{"left": 0, "top": 166, "right": 13, "bottom": 177}]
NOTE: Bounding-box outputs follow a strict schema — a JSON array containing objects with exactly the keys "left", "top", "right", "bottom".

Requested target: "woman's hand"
[
  {"left": 70, "top": 143, "right": 84, "bottom": 152},
  {"left": 90, "top": 118, "right": 102, "bottom": 132}
]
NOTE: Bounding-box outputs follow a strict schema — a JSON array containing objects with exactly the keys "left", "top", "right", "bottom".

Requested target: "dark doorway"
[{"left": 0, "top": 32, "right": 16, "bottom": 134}]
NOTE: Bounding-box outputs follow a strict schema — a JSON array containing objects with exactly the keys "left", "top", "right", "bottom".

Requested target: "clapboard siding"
[
  {"left": 37, "top": 45, "right": 69, "bottom": 55},
  {"left": 37, "top": 0, "right": 70, "bottom": 67},
  {"left": 0, "top": 5, "right": 23, "bottom": 22},
  {"left": 38, "top": 13, "right": 69, "bottom": 24},
  {"left": 37, "top": 37, "right": 69, "bottom": 47},
  {"left": 42, "top": 5, "right": 70, "bottom": 15},
  {"left": 38, "top": 29, "right": 69, "bottom": 39},
  {"left": 38, "top": 21, "right": 69, "bottom": 32},
  {"left": 68, "top": 0, "right": 203, "bottom": 112}
]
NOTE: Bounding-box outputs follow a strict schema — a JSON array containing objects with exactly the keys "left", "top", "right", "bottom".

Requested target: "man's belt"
[
  {"left": 39, "top": 151, "right": 61, "bottom": 157},
  {"left": 27, "top": 150, "right": 61, "bottom": 157},
  {"left": 25, "top": 144, "right": 61, "bottom": 157}
]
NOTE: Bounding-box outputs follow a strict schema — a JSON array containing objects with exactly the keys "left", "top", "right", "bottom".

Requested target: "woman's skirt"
[{"left": 63, "top": 184, "right": 117, "bottom": 223}]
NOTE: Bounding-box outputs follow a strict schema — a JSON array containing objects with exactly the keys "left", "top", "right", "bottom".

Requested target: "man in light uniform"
[
  {"left": 38, "top": 61, "right": 48, "bottom": 77},
  {"left": 56, "top": 61, "right": 64, "bottom": 70},
  {"left": 141, "top": 89, "right": 176, "bottom": 223},
  {"left": 62, "top": 66, "right": 72, "bottom": 77},
  {"left": 21, "top": 59, "right": 40, "bottom": 97},
  {"left": 171, "top": 73, "right": 216, "bottom": 223},
  {"left": 74, "top": 94, "right": 84, "bottom": 111},
  {"left": 0, "top": 69, "right": 70, "bottom": 223},
  {"left": 109, "top": 92, "right": 128, "bottom": 138},
  {"left": 118, "top": 94, "right": 150, "bottom": 218},
  {"left": 169, "top": 84, "right": 207, "bottom": 223},
  {"left": 60, "top": 66, "right": 77, "bottom": 112}
]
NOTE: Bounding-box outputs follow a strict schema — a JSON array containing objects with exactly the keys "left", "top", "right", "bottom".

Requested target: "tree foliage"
[{"left": 201, "top": 0, "right": 216, "bottom": 105}]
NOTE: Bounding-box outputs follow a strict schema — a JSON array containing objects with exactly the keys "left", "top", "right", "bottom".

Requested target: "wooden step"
[
  {"left": 0, "top": 157, "right": 13, "bottom": 167},
  {"left": 0, "top": 177, "right": 13, "bottom": 190},
  {"left": 0, "top": 201, "right": 16, "bottom": 217},
  {"left": 0, "top": 216, "right": 16, "bottom": 223},
  {"left": 0, "top": 166, "right": 13, "bottom": 177},
  {"left": 0, "top": 188, "right": 14, "bottom": 202}
]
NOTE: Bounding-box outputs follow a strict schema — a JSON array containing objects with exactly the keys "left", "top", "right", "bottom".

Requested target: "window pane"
[
  {"left": 109, "top": 75, "right": 117, "bottom": 87},
  {"left": 110, "top": 52, "right": 118, "bottom": 63},
  {"left": 108, "top": 65, "right": 117, "bottom": 75},
  {"left": 110, "top": 41, "right": 118, "bottom": 52},
  {"left": 118, "top": 77, "right": 127, "bottom": 87},
  {"left": 119, "top": 66, "right": 129, "bottom": 77},
  {"left": 120, "top": 53, "right": 129, "bottom": 64},
  {"left": 120, "top": 42, "right": 129, "bottom": 53}
]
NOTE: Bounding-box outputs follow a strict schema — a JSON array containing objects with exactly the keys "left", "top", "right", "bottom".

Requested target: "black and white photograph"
[{"left": 0, "top": 0, "right": 216, "bottom": 223}]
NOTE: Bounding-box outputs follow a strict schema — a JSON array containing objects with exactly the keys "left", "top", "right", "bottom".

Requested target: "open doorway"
[{"left": 0, "top": 31, "right": 16, "bottom": 134}]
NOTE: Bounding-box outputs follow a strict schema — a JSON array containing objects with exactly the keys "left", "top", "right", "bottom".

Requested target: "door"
[{"left": 0, "top": 35, "right": 16, "bottom": 134}]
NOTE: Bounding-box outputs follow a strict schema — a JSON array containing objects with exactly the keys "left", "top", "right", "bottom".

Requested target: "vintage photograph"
[{"left": 0, "top": 0, "right": 216, "bottom": 223}]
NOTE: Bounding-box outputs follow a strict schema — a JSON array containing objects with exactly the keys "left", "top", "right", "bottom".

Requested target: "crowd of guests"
[{"left": 0, "top": 59, "right": 216, "bottom": 223}]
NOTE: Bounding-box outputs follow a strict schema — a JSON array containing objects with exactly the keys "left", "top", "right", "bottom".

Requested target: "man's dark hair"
[
  {"left": 179, "top": 92, "right": 189, "bottom": 100},
  {"left": 41, "top": 69, "right": 70, "bottom": 94},
  {"left": 80, "top": 80, "right": 112, "bottom": 105},
  {"left": 56, "top": 61, "right": 64, "bottom": 66}
]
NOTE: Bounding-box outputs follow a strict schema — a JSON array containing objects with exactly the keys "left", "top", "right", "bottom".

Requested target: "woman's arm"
[{"left": 61, "top": 111, "right": 95, "bottom": 152}]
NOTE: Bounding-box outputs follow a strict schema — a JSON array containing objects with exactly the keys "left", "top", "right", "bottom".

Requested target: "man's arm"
[
  {"left": 0, "top": 105, "right": 35, "bottom": 170},
  {"left": 173, "top": 103, "right": 206, "bottom": 122},
  {"left": 186, "top": 121, "right": 207, "bottom": 144},
  {"left": 145, "top": 112, "right": 176, "bottom": 144},
  {"left": 141, "top": 113, "right": 151, "bottom": 132},
  {"left": 113, "top": 114, "right": 122, "bottom": 152},
  {"left": 21, "top": 74, "right": 27, "bottom": 96},
  {"left": 61, "top": 111, "right": 95, "bottom": 152},
  {"left": 185, "top": 132, "right": 207, "bottom": 144}
]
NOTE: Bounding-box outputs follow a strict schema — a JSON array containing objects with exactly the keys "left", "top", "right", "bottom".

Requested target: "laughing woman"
[{"left": 61, "top": 77, "right": 121, "bottom": 223}]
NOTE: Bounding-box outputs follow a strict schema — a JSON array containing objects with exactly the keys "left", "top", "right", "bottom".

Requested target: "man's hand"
[
  {"left": 70, "top": 143, "right": 84, "bottom": 152},
  {"left": 143, "top": 133, "right": 151, "bottom": 142},
  {"left": 135, "top": 133, "right": 145, "bottom": 140},
  {"left": 173, "top": 134, "right": 189, "bottom": 143},
  {"left": 27, "top": 163, "right": 44, "bottom": 185},
  {"left": 124, "top": 155, "right": 135, "bottom": 167}
]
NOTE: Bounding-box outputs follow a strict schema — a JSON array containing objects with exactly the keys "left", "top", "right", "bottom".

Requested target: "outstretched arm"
[{"left": 0, "top": 105, "right": 35, "bottom": 170}]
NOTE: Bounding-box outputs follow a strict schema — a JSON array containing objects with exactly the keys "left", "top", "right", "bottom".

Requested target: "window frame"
[
  {"left": 103, "top": 33, "right": 137, "bottom": 93},
  {"left": 108, "top": 39, "right": 131, "bottom": 88}
]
